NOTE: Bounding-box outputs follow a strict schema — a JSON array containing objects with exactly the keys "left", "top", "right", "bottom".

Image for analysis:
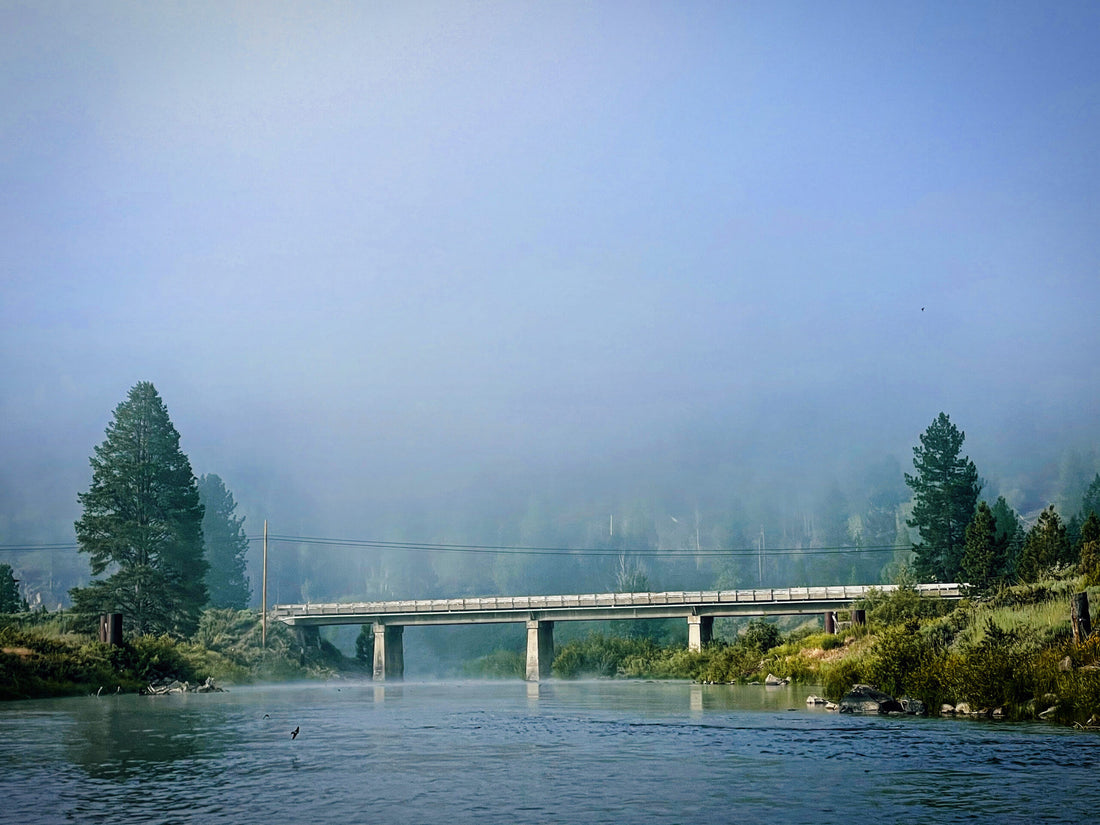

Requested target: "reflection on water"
[{"left": 2, "top": 680, "right": 1098, "bottom": 825}]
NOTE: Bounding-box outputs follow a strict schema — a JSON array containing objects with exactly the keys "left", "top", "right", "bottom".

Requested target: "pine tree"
[
  {"left": 0, "top": 563, "right": 27, "bottom": 613},
  {"left": 990, "top": 496, "right": 1025, "bottom": 576},
  {"left": 1080, "top": 473, "right": 1100, "bottom": 521},
  {"left": 70, "top": 382, "right": 207, "bottom": 636},
  {"left": 198, "top": 474, "right": 251, "bottom": 609},
  {"left": 1016, "top": 505, "right": 1070, "bottom": 582},
  {"left": 960, "top": 501, "right": 1006, "bottom": 593},
  {"left": 904, "top": 413, "right": 982, "bottom": 582},
  {"left": 1079, "top": 512, "right": 1100, "bottom": 587}
]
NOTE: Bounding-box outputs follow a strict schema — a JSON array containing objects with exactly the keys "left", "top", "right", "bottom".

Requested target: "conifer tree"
[
  {"left": 904, "top": 413, "right": 982, "bottom": 582},
  {"left": 70, "top": 382, "right": 207, "bottom": 636},
  {"left": 960, "top": 501, "right": 1006, "bottom": 593},
  {"left": 1079, "top": 512, "right": 1100, "bottom": 587},
  {"left": 0, "top": 563, "right": 27, "bottom": 614},
  {"left": 1016, "top": 505, "right": 1070, "bottom": 582},
  {"left": 198, "top": 474, "right": 251, "bottom": 609}
]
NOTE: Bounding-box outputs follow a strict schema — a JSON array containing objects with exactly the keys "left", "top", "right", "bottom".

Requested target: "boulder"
[
  {"left": 940, "top": 704, "right": 956, "bottom": 715},
  {"left": 838, "top": 684, "right": 903, "bottom": 714},
  {"left": 805, "top": 694, "right": 827, "bottom": 705},
  {"left": 765, "top": 673, "right": 789, "bottom": 686},
  {"left": 898, "top": 696, "right": 927, "bottom": 716}
]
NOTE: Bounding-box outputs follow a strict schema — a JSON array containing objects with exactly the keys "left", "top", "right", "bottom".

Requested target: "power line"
[
  {"left": 259, "top": 533, "right": 911, "bottom": 558},
  {"left": 0, "top": 534, "right": 916, "bottom": 558}
]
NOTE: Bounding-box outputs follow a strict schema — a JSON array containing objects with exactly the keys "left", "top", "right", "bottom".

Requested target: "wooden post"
[
  {"left": 1071, "top": 592, "right": 1092, "bottom": 643},
  {"left": 107, "top": 613, "right": 123, "bottom": 646},
  {"left": 262, "top": 519, "right": 268, "bottom": 649},
  {"left": 824, "top": 611, "right": 836, "bottom": 634}
]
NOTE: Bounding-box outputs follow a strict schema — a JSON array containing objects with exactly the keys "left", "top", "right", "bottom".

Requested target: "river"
[{"left": 1, "top": 680, "right": 1097, "bottom": 824}]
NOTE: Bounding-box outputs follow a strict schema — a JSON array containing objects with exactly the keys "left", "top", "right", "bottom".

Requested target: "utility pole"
[
  {"left": 262, "top": 519, "right": 268, "bottom": 649},
  {"left": 758, "top": 527, "right": 765, "bottom": 586}
]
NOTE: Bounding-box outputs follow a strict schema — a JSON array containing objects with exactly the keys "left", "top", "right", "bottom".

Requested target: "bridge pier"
[
  {"left": 687, "top": 615, "right": 713, "bottom": 651},
  {"left": 373, "top": 623, "right": 404, "bottom": 681},
  {"left": 526, "top": 620, "right": 554, "bottom": 681}
]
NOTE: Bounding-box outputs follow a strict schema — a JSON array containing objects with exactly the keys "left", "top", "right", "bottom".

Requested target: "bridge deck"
[{"left": 271, "top": 583, "right": 961, "bottom": 627}]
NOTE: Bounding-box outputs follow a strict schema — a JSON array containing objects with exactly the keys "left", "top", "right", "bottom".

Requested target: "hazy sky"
[{"left": 2, "top": 1, "right": 1098, "bottom": 538}]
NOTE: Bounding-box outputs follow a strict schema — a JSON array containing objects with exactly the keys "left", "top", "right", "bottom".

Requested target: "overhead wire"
[{"left": 0, "top": 535, "right": 914, "bottom": 557}]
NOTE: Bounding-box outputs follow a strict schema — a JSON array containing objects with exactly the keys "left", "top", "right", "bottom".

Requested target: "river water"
[{"left": 1, "top": 680, "right": 1097, "bottom": 824}]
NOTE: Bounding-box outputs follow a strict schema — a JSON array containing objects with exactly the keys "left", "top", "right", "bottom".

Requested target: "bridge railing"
[{"left": 270, "top": 583, "right": 963, "bottom": 619}]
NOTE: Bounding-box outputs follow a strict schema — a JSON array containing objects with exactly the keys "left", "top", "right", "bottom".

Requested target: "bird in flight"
[{"left": 291, "top": 726, "right": 300, "bottom": 739}]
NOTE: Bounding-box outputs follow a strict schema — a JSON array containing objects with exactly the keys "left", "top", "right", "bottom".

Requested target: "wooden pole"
[
  {"left": 262, "top": 519, "right": 268, "bottom": 649},
  {"left": 1071, "top": 592, "right": 1091, "bottom": 643}
]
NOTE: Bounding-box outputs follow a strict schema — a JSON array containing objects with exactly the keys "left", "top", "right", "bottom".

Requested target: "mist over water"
[{"left": 2, "top": 682, "right": 1097, "bottom": 824}]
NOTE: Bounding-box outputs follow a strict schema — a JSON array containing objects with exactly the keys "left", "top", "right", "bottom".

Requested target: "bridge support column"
[
  {"left": 373, "top": 623, "right": 404, "bottom": 681},
  {"left": 688, "top": 615, "right": 713, "bottom": 651},
  {"left": 824, "top": 611, "right": 836, "bottom": 634},
  {"left": 526, "top": 620, "right": 554, "bottom": 681},
  {"left": 293, "top": 624, "right": 321, "bottom": 651}
]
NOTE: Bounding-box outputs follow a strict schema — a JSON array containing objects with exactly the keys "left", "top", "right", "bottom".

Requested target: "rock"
[
  {"left": 805, "top": 694, "right": 827, "bottom": 705},
  {"left": 765, "top": 673, "right": 789, "bottom": 686},
  {"left": 1058, "top": 656, "right": 1074, "bottom": 672},
  {"left": 940, "top": 704, "right": 956, "bottom": 716},
  {"left": 1039, "top": 705, "right": 1058, "bottom": 720},
  {"left": 899, "top": 696, "right": 927, "bottom": 716},
  {"left": 824, "top": 701, "right": 838, "bottom": 711},
  {"left": 955, "top": 702, "right": 973, "bottom": 716},
  {"left": 992, "top": 707, "right": 1006, "bottom": 719},
  {"left": 838, "top": 685, "right": 903, "bottom": 714}
]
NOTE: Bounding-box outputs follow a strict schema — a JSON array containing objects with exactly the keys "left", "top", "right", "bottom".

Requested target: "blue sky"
[{"left": 2, "top": 1, "right": 1098, "bottom": 536}]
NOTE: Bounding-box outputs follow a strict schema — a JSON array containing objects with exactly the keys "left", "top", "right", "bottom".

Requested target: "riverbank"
[
  {"left": 518, "top": 577, "right": 1100, "bottom": 727},
  {"left": 0, "top": 608, "right": 362, "bottom": 700}
]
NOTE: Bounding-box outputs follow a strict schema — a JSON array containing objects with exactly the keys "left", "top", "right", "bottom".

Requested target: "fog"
[{"left": 2, "top": 3, "right": 1098, "bottom": 608}]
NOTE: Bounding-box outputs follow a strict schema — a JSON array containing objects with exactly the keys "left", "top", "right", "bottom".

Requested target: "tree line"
[
  {"left": 905, "top": 411, "right": 1100, "bottom": 592},
  {"left": 4, "top": 383, "right": 1098, "bottom": 635}
]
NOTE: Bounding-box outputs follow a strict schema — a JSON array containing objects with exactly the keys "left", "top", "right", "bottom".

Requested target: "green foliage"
[
  {"left": 1078, "top": 513, "right": 1100, "bottom": 586},
  {"left": 740, "top": 618, "right": 781, "bottom": 652},
  {"left": 198, "top": 474, "right": 251, "bottom": 609},
  {"left": 463, "top": 649, "right": 525, "bottom": 678},
  {"left": 552, "top": 634, "right": 661, "bottom": 679},
  {"left": 71, "top": 382, "right": 208, "bottom": 636},
  {"left": 904, "top": 412, "right": 982, "bottom": 582},
  {"left": 355, "top": 624, "right": 374, "bottom": 664},
  {"left": 0, "top": 564, "right": 27, "bottom": 614},
  {"left": 1080, "top": 473, "right": 1100, "bottom": 521},
  {"left": 961, "top": 501, "right": 1007, "bottom": 593},
  {"left": 855, "top": 585, "right": 955, "bottom": 626},
  {"left": 1017, "top": 505, "right": 1072, "bottom": 582}
]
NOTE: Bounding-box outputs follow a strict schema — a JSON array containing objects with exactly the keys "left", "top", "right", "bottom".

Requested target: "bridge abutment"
[
  {"left": 687, "top": 615, "right": 713, "bottom": 651},
  {"left": 373, "top": 623, "right": 404, "bottom": 681},
  {"left": 525, "top": 620, "right": 554, "bottom": 681}
]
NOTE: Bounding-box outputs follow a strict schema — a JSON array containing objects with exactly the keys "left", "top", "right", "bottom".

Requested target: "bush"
[{"left": 463, "top": 649, "right": 525, "bottom": 679}]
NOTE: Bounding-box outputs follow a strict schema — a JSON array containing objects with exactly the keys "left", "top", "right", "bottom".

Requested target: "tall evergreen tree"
[
  {"left": 1078, "top": 512, "right": 1100, "bottom": 587},
  {"left": 0, "top": 563, "right": 27, "bottom": 613},
  {"left": 960, "top": 501, "right": 1006, "bottom": 593},
  {"left": 1080, "top": 473, "right": 1100, "bottom": 521},
  {"left": 198, "top": 474, "right": 251, "bottom": 609},
  {"left": 904, "top": 412, "right": 982, "bottom": 582},
  {"left": 990, "top": 496, "right": 1025, "bottom": 576},
  {"left": 1016, "top": 505, "right": 1070, "bottom": 582},
  {"left": 70, "top": 382, "right": 207, "bottom": 636}
]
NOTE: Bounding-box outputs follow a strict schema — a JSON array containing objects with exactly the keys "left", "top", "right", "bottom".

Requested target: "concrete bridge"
[{"left": 269, "top": 583, "right": 962, "bottom": 681}]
